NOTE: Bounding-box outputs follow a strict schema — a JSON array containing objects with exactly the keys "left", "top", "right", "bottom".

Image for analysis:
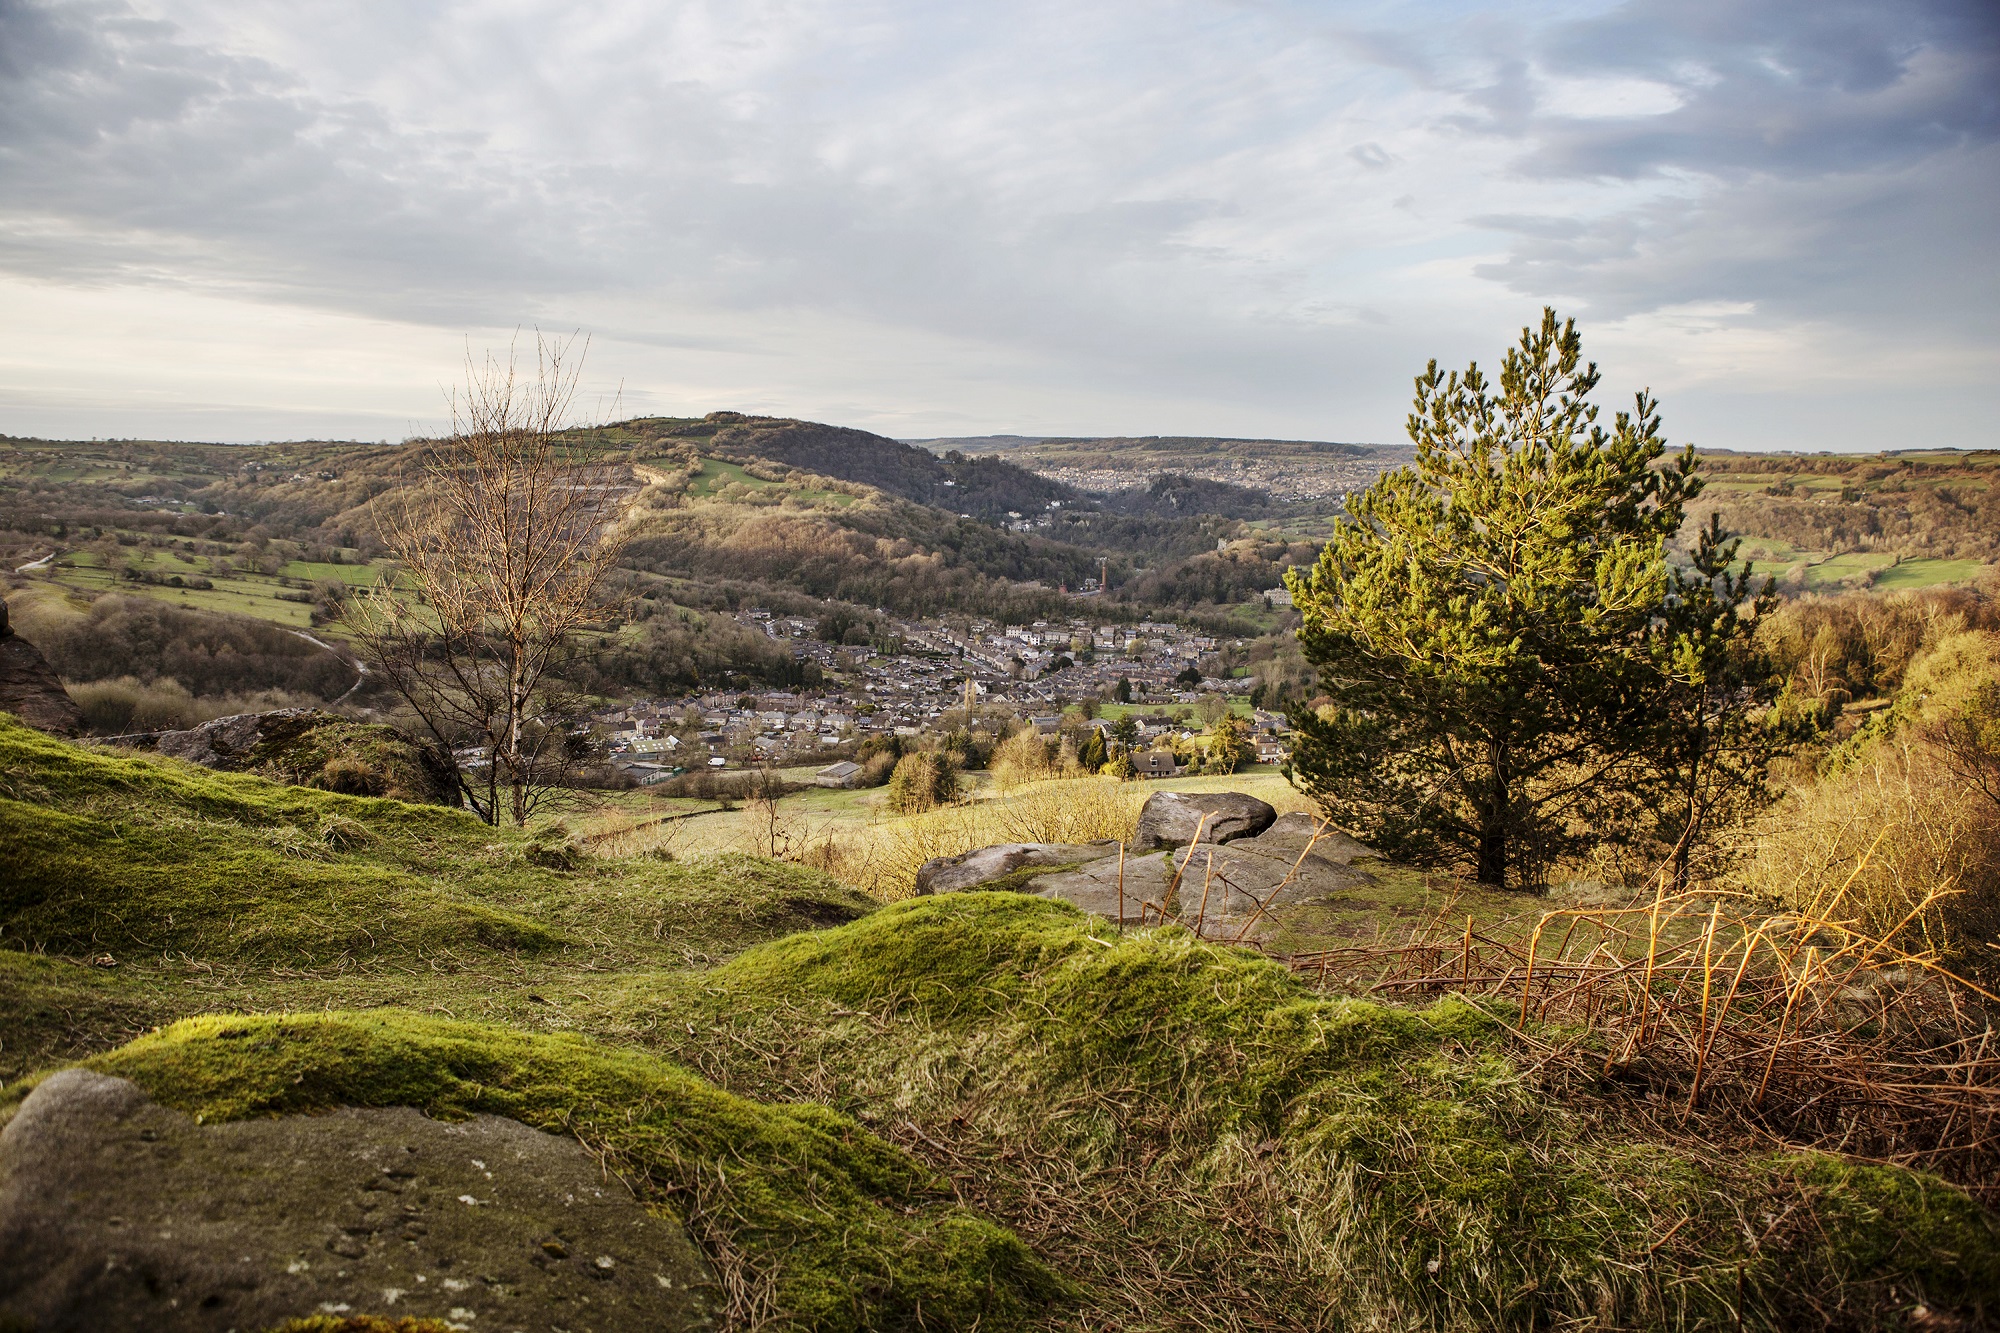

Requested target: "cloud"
[{"left": 0, "top": 0, "right": 1993, "bottom": 446}]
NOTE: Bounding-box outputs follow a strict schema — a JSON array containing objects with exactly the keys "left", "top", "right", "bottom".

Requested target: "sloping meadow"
[{"left": 1, "top": 714, "right": 1995, "bottom": 1330}]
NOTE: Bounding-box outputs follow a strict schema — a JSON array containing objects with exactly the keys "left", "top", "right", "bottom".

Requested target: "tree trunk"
[
  {"left": 1477, "top": 739, "right": 1510, "bottom": 888},
  {"left": 1476, "top": 821, "right": 1507, "bottom": 888},
  {"left": 506, "top": 643, "right": 529, "bottom": 826},
  {"left": 1665, "top": 717, "right": 1709, "bottom": 893}
]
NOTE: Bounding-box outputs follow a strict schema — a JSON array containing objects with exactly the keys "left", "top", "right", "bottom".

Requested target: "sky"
[{"left": 0, "top": 0, "right": 1994, "bottom": 450}]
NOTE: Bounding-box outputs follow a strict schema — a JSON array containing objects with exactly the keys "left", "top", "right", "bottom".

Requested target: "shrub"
[
  {"left": 1742, "top": 630, "right": 2000, "bottom": 964},
  {"left": 886, "top": 751, "right": 959, "bottom": 815}
]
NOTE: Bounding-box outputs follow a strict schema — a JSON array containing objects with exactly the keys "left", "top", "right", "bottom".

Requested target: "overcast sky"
[{"left": 1, "top": 0, "right": 1994, "bottom": 449}]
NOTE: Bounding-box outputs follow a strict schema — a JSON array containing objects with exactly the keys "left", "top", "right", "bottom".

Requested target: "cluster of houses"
[
  {"left": 594, "top": 685, "right": 1293, "bottom": 787},
  {"left": 589, "top": 607, "right": 1298, "bottom": 787}
]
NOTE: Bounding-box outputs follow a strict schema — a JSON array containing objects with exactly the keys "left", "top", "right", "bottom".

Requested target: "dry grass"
[
  {"left": 1291, "top": 850, "right": 2000, "bottom": 1202},
  {"left": 1743, "top": 737, "right": 2000, "bottom": 962},
  {"left": 836, "top": 777, "right": 1145, "bottom": 897},
  {"left": 579, "top": 767, "right": 1315, "bottom": 900}
]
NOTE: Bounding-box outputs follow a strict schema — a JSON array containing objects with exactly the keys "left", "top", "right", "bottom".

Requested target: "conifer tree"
[
  {"left": 1647, "top": 513, "right": 1788, "bottom": 890},
  {"left": 1285, "top": 310, "right": 1700, "bottom": 888}
]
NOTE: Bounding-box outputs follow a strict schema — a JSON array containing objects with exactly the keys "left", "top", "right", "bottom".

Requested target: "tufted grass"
[{"left": 613, "top": 894, "right": 2000, "bottom": 1331}]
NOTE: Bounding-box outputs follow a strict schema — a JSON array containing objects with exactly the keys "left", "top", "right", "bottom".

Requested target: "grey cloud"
[
  {"left": 2, "top": 0, "right": 1994, "bottom": 448},
  {"left": 1521, "top": 0, "right": 2000, "bottom": 180},
  {"left": 1453, "top": 0, "right": 2000, "bottom": 344}
]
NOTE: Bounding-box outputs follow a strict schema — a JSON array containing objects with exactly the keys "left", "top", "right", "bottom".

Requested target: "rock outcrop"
[
  {"left": 1128, "top": 790, "right": 1275, "bottom": 851},
  {"left": 0, "top": 1068, "right": 718, "bottom": 1332},
  {"left": 914, "top": 840, "right": 1124, "bottom": 895},
  {"left": 913, "top": 795, "right": 1375, "bottom": 942},
  {"left": 1160, "top": 812, "right": 1376, "bottom": 938},
  {"left": 0, "top": 598, "right": 82, "bottom": 736},
  {"left": 122, "top": 707, "right": 460, "bottom": 806}
]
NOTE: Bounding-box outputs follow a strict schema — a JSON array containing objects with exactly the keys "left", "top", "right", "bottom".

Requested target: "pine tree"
[
  {"left": 1286, "top": 310, "right": 1699, "bottom": 888},
  {"left": 1647, "top": 513, "right": 1789, "bottom": 889}
]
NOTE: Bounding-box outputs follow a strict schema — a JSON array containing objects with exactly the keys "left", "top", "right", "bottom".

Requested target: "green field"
[
  {"left": 1723, "top": 538, "right": 1991, "bottom": 593},
  {"left": 1874, "top": 557, "right": 1990, "bottom": 589},
  {"left": 33, "top": 545, "right": 398, "bottom": 634},
  {"left": 674, "top": 456, "right": 858, "bottom": 508}
]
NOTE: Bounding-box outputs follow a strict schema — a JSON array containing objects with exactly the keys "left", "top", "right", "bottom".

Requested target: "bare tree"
[{"left": 348, "top": 333, "right": 628, "bottom": 825}]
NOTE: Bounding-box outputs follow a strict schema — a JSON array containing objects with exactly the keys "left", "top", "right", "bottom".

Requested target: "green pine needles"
[{"left": 1286, "top": 309, "right": 1777, "bottom": 889}]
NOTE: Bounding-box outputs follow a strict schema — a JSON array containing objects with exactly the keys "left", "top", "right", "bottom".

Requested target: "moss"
[
  {"left": 0, "top": 949, "right": 164, "bottom": 1083},
  {"left": 0, "top": 715, "right": 873, "bottom": 968},
  {"left": 631, "top": 893, "right": 2000, "bottom": 1330},
  {"left": 266, "top": 1320, "right": 455, "bottom": 1333},
  {"left": 969, "top": 860, "right": 1090, "bottom": 894},
  {"left": 0, "top": 712, "right": 468, "bottom": 837},
  {"left": 71, "top": 1010, "right": 1069, "bottom": 1331},
  {"left": 1765, "top": 1156, "right": 2000, "bottom": 1310},
  {"left": 0, "top": 793, "right": 561, "bottom": 960}
]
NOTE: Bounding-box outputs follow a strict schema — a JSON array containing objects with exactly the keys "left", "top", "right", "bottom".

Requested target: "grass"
[
  {"left": 1874, "top": 557, "right": 1990, "bottom": 590},
  {"left": 618, "top": 894, "right": 2000, "bottom": 1330},
  {"left": 35, "top": 545, "right": 399, "bottom": 632},
  {"left": 585, "top": 766, "right": 1309, "bottom": 897},
  {"left": 2, "top": 714, "right": 1996, "bottom": 1330}
]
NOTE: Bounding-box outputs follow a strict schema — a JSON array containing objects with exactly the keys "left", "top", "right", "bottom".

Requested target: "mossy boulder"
[
  {"left": 6, "top": 1011, "right": 1070, "bottom": 1332},
  {"left": 0, "top": 1068, "right": 718, "bottom": 1332},
  {"left": 146, "top": 708, "right": 459, "bottom": 807}
]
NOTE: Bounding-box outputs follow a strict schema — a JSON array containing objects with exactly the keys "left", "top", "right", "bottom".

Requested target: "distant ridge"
[{"left": 904, "top": 434, "right": 1387, "bottom": 457}]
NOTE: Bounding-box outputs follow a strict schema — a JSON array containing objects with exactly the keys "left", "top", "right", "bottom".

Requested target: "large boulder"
[
  {"left": 910, "top": 809, "right": 1377, "bottom": 938},
  {"left": 1129, "top": 790, "right": 1275, "bottom": 852},
  {"left": 915, "top": 839, "right": 1176, "bottom": 924},
  {"left": 136, "top": 707, "right": 460, "bottom": 806},
  {"left": 1160, "top": 812, "right": 1376, "bottom": 941},
  {"left": 0, "top": 598, "right": 82, "bottom": 736},
  {"left": 0, "top": 1068, "right": 718, "bottom": 1332}
]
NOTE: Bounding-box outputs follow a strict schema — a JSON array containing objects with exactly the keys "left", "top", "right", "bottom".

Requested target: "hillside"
[
  {"left": 619, "top": 414, "right": 1082, "bottom": 520},
  {"left": 4, "top": 713, "right": 1996, "bottom": 1330},
  {"left": 908, "top": 433, "right": 1408, "bottom": 509},
  {"left": 1691, "top": 448, "right": 2000, "bottom": 592}
]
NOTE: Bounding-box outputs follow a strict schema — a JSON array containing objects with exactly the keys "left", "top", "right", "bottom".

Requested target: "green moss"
[
  {"left": 0, "top": 715, "right": 873, "bottom": 968},
  {"left": 629, "top": 893, "right": 2000, "bottom": 1330},
  {"left": 1768, "top": 1156, "right": 2000, "bottom": 1303},
  {"left": 73, "top": 1010, "right": 1069, "bottom": 1331},
  {"left": 970, "top": 860, "right": 1090, "bottom": 895},
  {"left": 0, "top": 793, "right": 561, "bottom": 960},
  {"left": 0, "top": 949, "right": 164, "bottom": 1083},
  {"left": 235, "top": 714, "right": 459, "bottom": 807},
  {"left": 266, "top": 1320, "right": 454, "bottom": 1333}
]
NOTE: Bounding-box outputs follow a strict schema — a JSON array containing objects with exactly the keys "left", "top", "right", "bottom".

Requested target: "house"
[
  {"left": 816, "top": 760, "right": 864, "bottom": 789},
  {"left": 1132, "top": 750, "right": 1180, "bottom": 778},
  {"left": 1254, "top": 737, "right": 1289, "bottom": 764},
  {"left": 1030, "top": 715, "right": 1062, "bottom": 735}
]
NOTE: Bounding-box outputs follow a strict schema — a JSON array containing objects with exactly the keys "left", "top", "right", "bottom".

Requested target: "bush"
[
  {"left": 990, "top": 726, "right": 1057, "bottom": 790},
  {"left": 67, "top": 676, "right": 325, "bottom": 735},
  {"left": 886, "top": 751, "right": 959, "bottom": 815},
  {"left": 1742, "top": 630, "right": 2000, "bottom": 965}
]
